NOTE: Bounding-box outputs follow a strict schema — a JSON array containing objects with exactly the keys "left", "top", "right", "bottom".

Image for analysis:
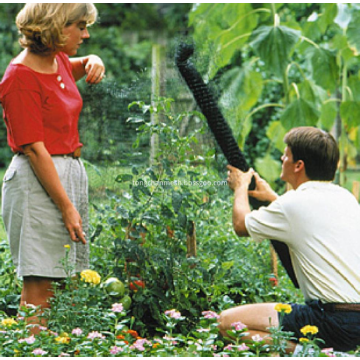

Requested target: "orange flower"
[
  {"left": 116, "top": 335, "right": 129, "bottom": 344},
  {"left": 153, "top": 343, "right": 161, "bottom": 348},
  {"left": 123, "top": 329, "right": 138, "bottom": 338}
]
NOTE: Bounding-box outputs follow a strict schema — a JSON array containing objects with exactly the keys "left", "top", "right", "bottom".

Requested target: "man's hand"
[
  {"left": 248, "top": 172, "right": 278, "bottom": 203},
  {"left": 227, "top": 165, "right": 254, "bottom": 191}
]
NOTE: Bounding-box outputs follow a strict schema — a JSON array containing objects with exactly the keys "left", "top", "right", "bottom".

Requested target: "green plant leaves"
[
  {"left": 340, "top": 101, "right": 360, "bottom": 128},
  {"left": 307, "top": 47, "right": 338, "bottom": 92},
  {"left": 255, "top": 153, "right": 282, "bottom": 183},
  {"left": 250, "top": 25, "right": 301, "bottom": 78},
  {"left": 280, "top": 98, "right": 320, "bottom": 130},
  {"left": 266, "top": 121, "right": 287, "bottom": 152},
  {"left": 190, "top": 3, "right": 260, "bottom": 79}
]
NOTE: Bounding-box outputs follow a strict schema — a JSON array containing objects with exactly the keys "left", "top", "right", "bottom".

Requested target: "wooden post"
[
  {"left": 186, "top": 221, "right": 196, "bottom": 258},
  {"left": 352, "top": 180, "right": 360, "bottom": 202},
  {"left": 270, "top": 245, "right": 278, "bottom": 279},
  {"left": 150, "top": 41, "right": 165, "bottom": 166}
]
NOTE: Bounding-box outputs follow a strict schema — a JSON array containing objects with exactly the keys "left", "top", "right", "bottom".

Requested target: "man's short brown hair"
[{"left": 284, "top": 127, "right": 339, "bottom": 181}]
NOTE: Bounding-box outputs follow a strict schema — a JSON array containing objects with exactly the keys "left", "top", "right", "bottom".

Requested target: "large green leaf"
[
  {"left": 297, "top": 79, "right": 328, "bottom": 106},
  {"left": 250, "top": 25, "right": 301, "bottom": 78},
  {"left": 348, "top": 74, "right": 360, "bottom": 102},
  {"left": 307, "top": 47, "right": 338, "bottom": 92},
  {"left": 219, "top": 65, "right": 263, "bottom": 112},
  {"left": 280, "top": 98, "right": 320, "bottom": 130},
  {"left": 347, "top": 10, "right": 360, "bottom": 54},
  {"left": 190, "top": 4, "right": 259, "bottom": 78},
  {"left": 319, "top": 101, "right": 337, "bottom": 131},
  {"left": 209, "top": 4, "right": 259, "bottom": 78},
  {"left": 255, "top": 153, "right": 282, "bottom": 183},
  {"left": 340, "top": 101, "right": 360, "bottom": 128},
  {"left": 266, "top": 121, "right": 287, "bottom": 152},
  {"left": 318, "top": 4, "right": 338, "bottom": 33}
]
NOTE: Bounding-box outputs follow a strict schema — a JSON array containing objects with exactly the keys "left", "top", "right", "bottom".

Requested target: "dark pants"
[{"left": 280, "top": 300, "right": 360, "bottom": 352}]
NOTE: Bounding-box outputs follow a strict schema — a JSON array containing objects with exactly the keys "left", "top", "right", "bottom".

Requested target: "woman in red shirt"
[{"left": 0, "top": 3, "right": 105, "bottom": 331}]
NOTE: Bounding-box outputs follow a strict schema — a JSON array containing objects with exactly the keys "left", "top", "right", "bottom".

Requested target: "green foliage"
[{"left": 189, "top": 3, "right": 360, "bottom": 183}]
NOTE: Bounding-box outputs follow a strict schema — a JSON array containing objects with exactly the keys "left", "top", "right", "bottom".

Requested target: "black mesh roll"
[{"left": 175, "top": 43, "right": 299, "bottom": 288}]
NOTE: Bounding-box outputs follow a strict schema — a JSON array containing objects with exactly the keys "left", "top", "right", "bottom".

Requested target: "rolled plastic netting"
[{"left": 175, "top": 43, "right": 299, "bottom": 288}]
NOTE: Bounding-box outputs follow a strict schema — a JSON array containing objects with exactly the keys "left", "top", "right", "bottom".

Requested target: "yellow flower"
[
  {"left": 55, "top": 335, "right": 71, "bottom": 344},
  {"left": 300, "top": 325, "right": 319, "bottom": 336},
  {"left": 1, "top": 318, "right": 18, "bottom": 327},
  {"left": 80, "top": 269, "right": 101, "bottom": 285},
  {"left": 64, "top": 245, "right": 71, "bottom": 249},
  {"left": 299, "top": 337, "right": 309, "bottom": 343},
  {"left": 274, "top": 303, "right": 292, "bottom": 314}
]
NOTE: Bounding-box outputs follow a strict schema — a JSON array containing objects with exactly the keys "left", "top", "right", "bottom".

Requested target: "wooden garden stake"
[
  {"left": 352, "top": 181, "right": 359, "bottom": 202},
  {"left": 186, "top": 221, "right": 197, "bottom": 258},
  {"left": 270, "top": 245, "right": 278, "bottom": 280}
]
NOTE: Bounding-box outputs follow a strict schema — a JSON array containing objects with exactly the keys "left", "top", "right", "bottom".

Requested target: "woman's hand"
[
  {"left": 83, "top": 55, "right": 105, "bottom": 84},
  {"left": 61, "top": 204, "right": 86, "bottom": 244},
  {"left": 248, "top": 172, "right": 279, "bottom": 202},
  {"left": 70, "top": 55, "right": 105, "bottom": 83}
]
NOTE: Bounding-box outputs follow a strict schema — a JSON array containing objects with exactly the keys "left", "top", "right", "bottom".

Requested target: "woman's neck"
[{"left": 13, "top": 49, "right": 58, "bottom": 74}]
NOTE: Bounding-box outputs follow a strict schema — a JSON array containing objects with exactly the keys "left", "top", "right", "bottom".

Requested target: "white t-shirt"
[{"left": 245, "top": 181, "right": 360, "bottom": 303}]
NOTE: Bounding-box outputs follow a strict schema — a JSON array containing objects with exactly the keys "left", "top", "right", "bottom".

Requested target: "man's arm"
[
  {"left": 70, "top": 55, "right": 105, "bottom": 84},
  {"left": 227, "top": 165, "right": 253, "bottom": 237},
  {"left": 227, "top": 166, "right": 279, "bottom": 237}
]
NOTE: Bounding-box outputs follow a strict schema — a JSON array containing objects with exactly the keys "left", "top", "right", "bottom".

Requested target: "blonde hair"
[{"left": 16, "top": 3, "right": 98, "bottom": 56}]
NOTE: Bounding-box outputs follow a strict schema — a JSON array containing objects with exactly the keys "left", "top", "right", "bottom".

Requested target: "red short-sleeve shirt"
[{"left": 0, "top": 52, "right": 83, "bottom": 154}]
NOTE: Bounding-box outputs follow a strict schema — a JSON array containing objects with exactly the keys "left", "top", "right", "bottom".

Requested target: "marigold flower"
[
  {"left": 64, "top": 245, "right": 71, "bottom": 249},
  {"left": 55, "top": 335, "right": 71, "bottom": 344},
  {"left": 153, "top": 343, "right": 161, "bottom": 348},
  {"left": 300, "top": 325, "right": 319, "bottom": 336},
  {"left": 125, "top": 329, "right": 139, "bottom": 338},
  {"left": 299, "top": 337, "right": 309, "bottom": 343},
  {"left": 1, "top": 318, "right": 17, "bottom": 327},
  {"left": 274, "top": 303, "right": 292, "bottom": 314},
  {"left": 80, "top": 269, "right": 101, "bottom": 285}
]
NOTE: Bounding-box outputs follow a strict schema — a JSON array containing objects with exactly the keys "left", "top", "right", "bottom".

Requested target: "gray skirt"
[{"left": 1, "top": 154, "right": 89, "bottom": 278}]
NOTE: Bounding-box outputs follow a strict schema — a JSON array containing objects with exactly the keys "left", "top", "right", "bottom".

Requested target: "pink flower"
[
  {"left": 197, "top": 328, "right": 211, "bottom": 333},
  {"left": 164, "top": 309, "right": 181, "bottom": 319},
  {"left": 19, "top": 335, "right": 36, "bottom": 344},
  {"left": 59, "top": 353, "right": 70, "bottom": 357},
  {"left": 87, "top": 331, "right": 105, "bottom": 340},
  {"left": 71, "top": 328, "right": 83, "bottom": 336},
  {"left": 202, "top": 310, "right": 220, "bottom": 319},
  {"left": 130, "top": 338, "right": 151, "bottom": 351},
  {"left": 231, "top": 321, "right": 247, "bottom": 331},
  {"left": 322, "top": 348, "right": 336, "bottom": 357},
  {"left": 110, "top": 346, "right": 123, "bottom": 355},
  {"left": 251, "top": 334, "right": 263, "bottom": 342},
  {"left": 163, "top": 335, "right": 178, "bottom": 345},
  {"left": 111, "top": 303, "right": 124, "bottom": 313},
  {"left": 32, "top": 348, "right": 47, "bottom": 356},
  {"left": 237, "top": 343, "right": 249, "bottom": 351},
  {"left": 224, "top": 344, "right": 233, "bottom": 351}
]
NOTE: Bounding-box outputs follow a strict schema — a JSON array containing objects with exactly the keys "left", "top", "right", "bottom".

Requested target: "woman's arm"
[
  {"left": 70, "top": 55, "right": 105, "bottom": 84},
  {"left": 22, "top": 141, "right": 86, "bottom": 245}
]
